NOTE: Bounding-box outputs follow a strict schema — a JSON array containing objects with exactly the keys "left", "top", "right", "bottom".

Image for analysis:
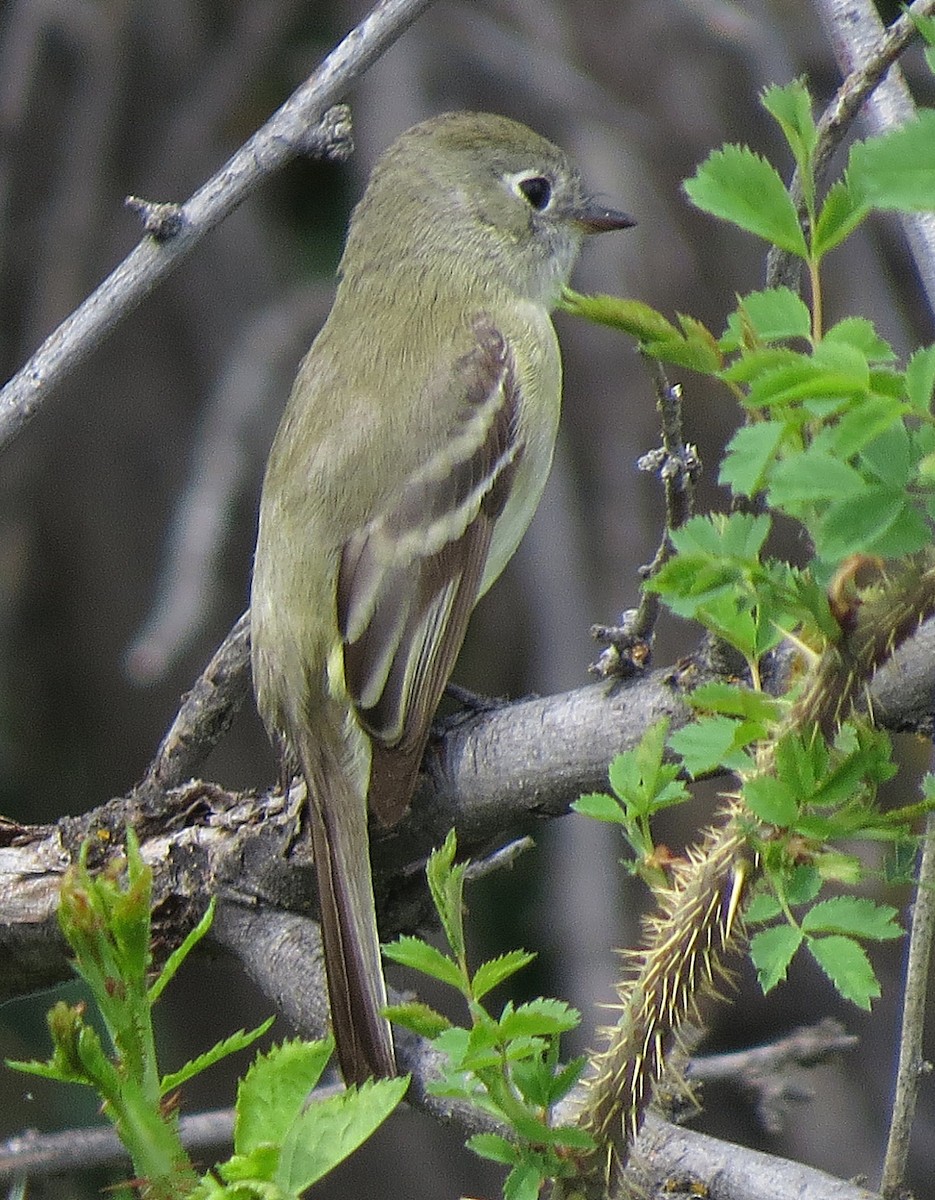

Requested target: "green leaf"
[
  {"left": 784, "top": 863, "right": 823, "bottom": 906},
  {"left": 905, "top": 344, "right": 935, "bottom": 412},
  {"left": 605, "top": 719, "right": 687, "bottom": 815},
  {"left": 818, "top": 490, "right": 930, "bottom": 560},
  {"left": 216, "top": 1145, "right": 280, "bottom": 1189},
  {"left": 813, "top": 178, "right": 869, "bottom": 257},
  {"left": 721, "top": 287, "right": 812, "bottom": 350},
  {"left": 719, "top": 421, "right": 787, "bottom": 497},
  {"left": 685, "top": 145, "right": 808, "bottom": 256},
  {"left": 382, "top": 935, "right": 463, "bottom": 990},
  {"left": 668, "top": 715, "right": 749, "bottom": 776},
  {"left": 496, "top": 998, "right": 580, "bottom": 1040},
  {"left": 572, "top": 791, "right": 625, "bottom": 823},
  {"left": 671, "top": 511, "right": 772, "bottom": 560},
  {"left": 467, "top": 1132, "right": 521, "bottom": 1165},
  {"left": 276, "top": 1076, "right": 409, "bottom": 1192},
  {"left": 472, "top": 950, "right": 537, "bottom": 1001},
  {"left": 750, "top": 925, "right": 803, "bottom": 992},
  {"left": 849, "top": 111, "right": 935, "bottom": 210},
  {"left": 688, "top": 681, "right": 782, "bottom": 723},
  {"left": 744, "top": 776, "right": 798, "bottom": 827},
  {"left": 674, "top": 312, "right": 724, "bottom": 373},
  {"left": 161, "top": 1018, "right": 274, "bottom": 1097},
  {"left": 383, "top": 1001, "right": 451, "bottom": 1039},
  {"left": 560, "top": 290, "right": 681, "bottom": 341},
  {"left": 744, "top": 891, "right": 782, "bottom": 923},
  {"left": 504, "top": 1163, "right": 545, "bottom": 1200},
  {"left": 801, "top": 897, "right": 902, "bottom": 941},
  {"left": 823, "top": 317, "right": 894, "bottom": 362},
  {"left": 826, "top": 394, "right": 909, "bottom": 459},
  {"left": 149, "top": 898, "right": 216, "bottom": 1005},
  {"left": 761, "top": 80, "right": 817, "bottom": 171},
  {"left": 234, "top": 1037, "right": 333, "bottom": 1155},
  {"left": 808, "top": 934, "right": 880, "bottom": 1009},
  {"left": 426, "top": 831, "right": 466, "bottom": 961},
  {"left": 860, "top": 422, "right": 913, "bottom": 488},
  {"left": 768, "top": 451, "right": 866, "bottom": 504}
]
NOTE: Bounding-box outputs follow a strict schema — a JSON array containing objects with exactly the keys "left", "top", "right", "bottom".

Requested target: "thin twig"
[
  {"left": 141, "top": 612, "right": 251, "bottom": 792},
  {"left": 768, "top": 0, "right": 935, "bottom": 302},
  {"left": 0, "top": 0, "right": 440, "bottom": 453},
  {"left": 590, "top": 355, "right": 699, "bottom": 679},
  {"left": 689, "top": 1018, "right": 859, "bottom": 1135},
  {"left": 816, "top": 0, "right": 935, "bottom": 317},
  {"left": 880, "top": 809, "right": 935, "bottom": 1197}
]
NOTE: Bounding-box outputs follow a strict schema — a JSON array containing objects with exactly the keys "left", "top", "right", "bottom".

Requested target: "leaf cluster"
[
  {"left": 385, "top": 832, "right": 590, "bottom": 1200},
  {"left": 7, "top": 832, "right": 406, "bottom": 1198},
  {"left": 565, "top": 76, "right": 935, "bottom": 1016}
]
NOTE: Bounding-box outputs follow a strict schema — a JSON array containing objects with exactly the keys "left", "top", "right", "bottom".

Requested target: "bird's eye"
[{"left": 516, "top": 175, "right": 552, "bottom": 211}]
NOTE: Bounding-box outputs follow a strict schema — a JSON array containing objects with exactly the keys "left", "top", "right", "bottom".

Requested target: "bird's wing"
[{"left": 337, "top": 315, "right": 524, "bottom": 826}]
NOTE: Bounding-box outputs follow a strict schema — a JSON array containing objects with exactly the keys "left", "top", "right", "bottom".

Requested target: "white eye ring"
[{"left": 506, "top": 171, "right": 554, "bottom": 212}]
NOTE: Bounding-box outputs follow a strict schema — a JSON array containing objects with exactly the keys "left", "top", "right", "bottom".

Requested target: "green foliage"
[
  {"left": 565, "top": 74, "right": 935, "bottom": 1018},
  {"left": 384, "top": 831, "right": 590, "bottom": 1198},
  {"left": 7, "top": 833, "right": 407, "bottom": 1198},
  {"left": 207, "top": 1042, "right": 407, "bottom": 1199},
  {"left": 573, "top": 718, "right": 689, "bottom": 886}
]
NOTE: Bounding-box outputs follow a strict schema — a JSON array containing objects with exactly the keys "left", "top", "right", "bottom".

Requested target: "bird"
[{"left": 250, "top": 111, "right": 634, "bottom": 1085}]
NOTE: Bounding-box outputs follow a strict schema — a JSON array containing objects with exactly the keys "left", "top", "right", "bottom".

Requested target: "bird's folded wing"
[{"left": 337, "top": 316, "right": 524, "bottom": 826}]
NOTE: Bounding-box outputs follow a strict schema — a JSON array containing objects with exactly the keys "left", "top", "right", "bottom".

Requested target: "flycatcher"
[{"left": 251, "top": 111, "right": 633, "bottom": 1084}]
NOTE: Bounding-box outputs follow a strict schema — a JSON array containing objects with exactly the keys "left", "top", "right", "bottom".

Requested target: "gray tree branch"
[{"left": 0, "top": 0, "right": 441, "bottom": 452}]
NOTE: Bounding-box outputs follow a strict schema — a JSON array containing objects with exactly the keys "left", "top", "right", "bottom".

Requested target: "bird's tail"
[{"left": 298, "top": 729, "right": 396, "bottom": 1085}]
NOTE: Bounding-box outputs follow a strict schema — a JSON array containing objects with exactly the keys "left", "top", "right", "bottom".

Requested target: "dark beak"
[{"left": 573, "top": 201, "right": 636, "bottom": 234}]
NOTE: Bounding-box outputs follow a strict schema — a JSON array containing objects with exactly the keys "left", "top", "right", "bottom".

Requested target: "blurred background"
[{"left": 0, "top": 0, "right": 933, "bottom": 1195}]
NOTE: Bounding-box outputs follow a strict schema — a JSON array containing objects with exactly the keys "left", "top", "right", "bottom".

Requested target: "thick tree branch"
[{"left": 0, "top": 0, "right": 441, "bottom": 452}]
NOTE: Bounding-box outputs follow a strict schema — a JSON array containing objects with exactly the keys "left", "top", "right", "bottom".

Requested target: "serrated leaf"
[
  {"left": 801, "top": 897, "right": 902, "bottom": 940},
  {"left": 750, "top": 924, "right": 803, "bottom": 992},
  {"left": 860, "top": 422, "right": 913, "bottom": 488},
  {"left": 744, "top": 892, "right": 783, "bottom": 923},
  {"left": 426, "top": 831, "right": 466, "bottom": 961},
  {"left": 504, "top": 1163, "right": 545, "bottom": 1200},
  {"left": 720, "top": 421, "right": 787, "bottom": 497},
  {"left": 818, "top": 490, "right": 929, "bottom": 560},
  {"left": 149, "top": 898, "right": 216, "bottom": 1004},
  {"left": 768, "top": 451, "right": 866, "bottom": 504},
  {"left": 744, "top": 776, "right": 798, "bottom": 826},
  {"left": 233, "top": 1037, "right": 331, "bottom": 1155},
  {"left": 383, "top": 1001, "right": 451, "bottom": 1039},
  {"left": 784, "top": 863, "right": 823, "bottom": 906},
  {"left": 571, "top": 791, "right": 624, "bottom": 823},
  {"left": 823, "top": 317, "right": 894, "bottom": 362},
  {"left": 644, "top": 332, "right": 722, "bottom": 373},
  {"left": 722, "top": 287, "right": 812, "bottom": 350},
  {"left": 849, "top": 111, "right": 935, "bottom": 210},
  {"left": 905, "top": 344, "right": 935, "bottom": 412},
  {"left": 276, "top": 1075, "right": 408, "bottom": 1192},
  {"left": 560, "top": 290, "right": 680, "bottom": 341},
  {"left": 217, "top": 1144, "right": 280, "bottom": 1188},
  {"left": 382, "top": 935, "right": 463, "bottom": 990},
  {"left": 676, "top": 312, "right": 724, "bottom": 372},
  {"left": 762, "top": 80, "right": 817, "bottom": 171},
  {"left": 813, "top": 178, "right": 870, "bottom": 257},
  {"left": 688, "top": 681, "right": 782, "bottom": 722},
  {"left": 472, "top": 950, "right": 536, "bottom": 1001},
  {"left": 496, "top": 998, "right": 580, "bottom": 1040},
  {"left": 670, "top": 511, "right": 772, "bottom": 560},
  {"left": 669, "top": 715, "right": 749, "bottom": 777},
  {"left": 162, "top": 1017, "right": 275, "bottom": 1097},
  {"left": 685, "top": 145, "right": 808, "bottom": 255},
  {"left": 808, "top": 934, "right": 880, "bottom": 1009},
  {"left": 467, "top": 1132, "right": 520, "bottom": 1165}
]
